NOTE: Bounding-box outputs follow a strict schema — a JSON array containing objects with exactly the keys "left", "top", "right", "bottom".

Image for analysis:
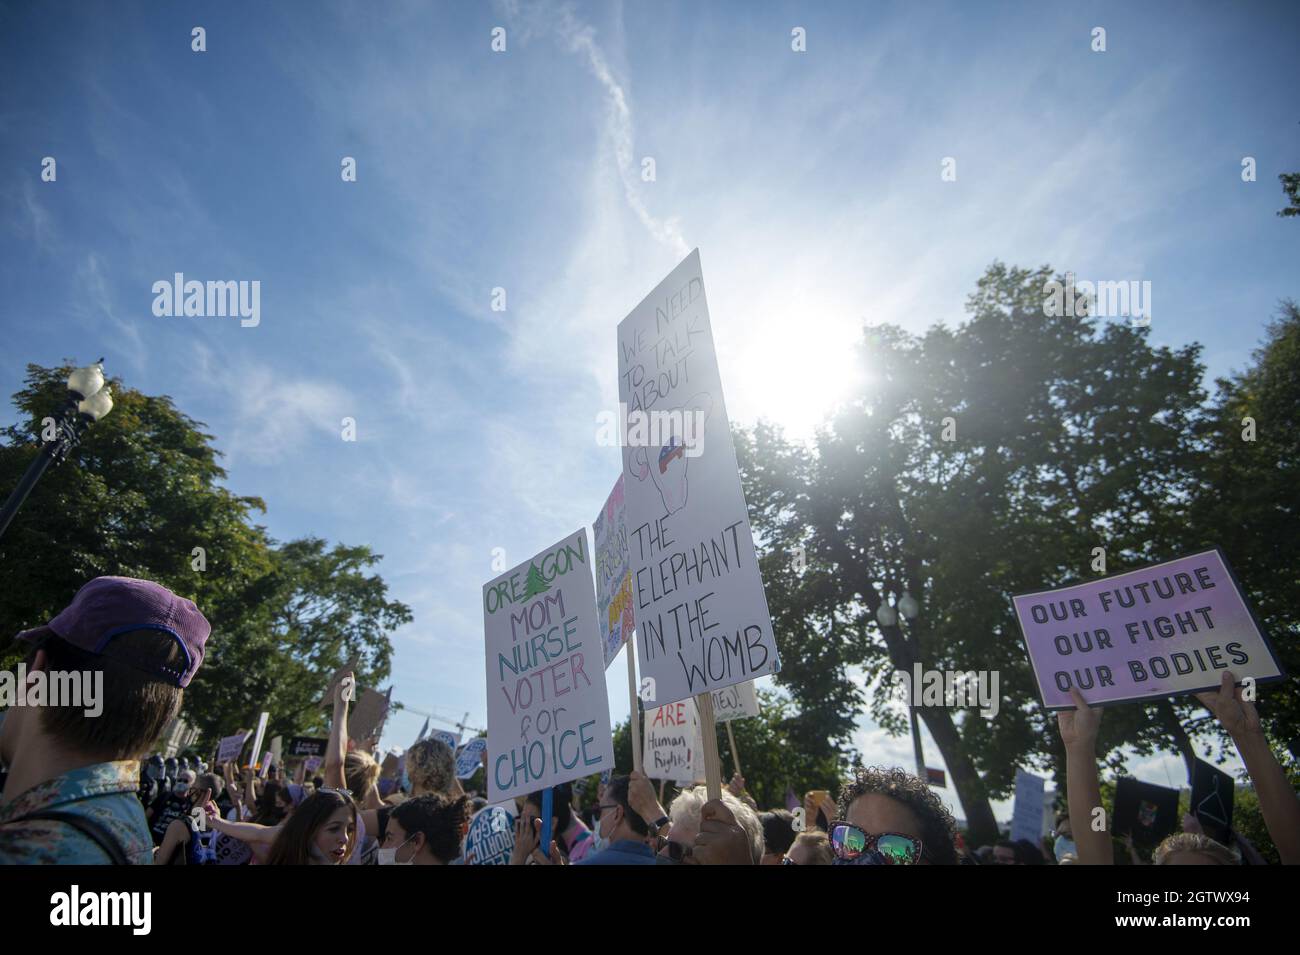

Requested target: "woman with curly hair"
[
  {"left": 404, "top": 736, "right": 464, "bottom": 798},
  {"left": 831, "top": 765, "right": 959, "bottom": 865}
]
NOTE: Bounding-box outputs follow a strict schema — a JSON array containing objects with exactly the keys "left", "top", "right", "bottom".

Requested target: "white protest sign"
[
  {"left": 456, "top": 738, "right": 488, "bottom": 779},
  {"left": 247, "top": 712, "right": 269, "bottom": 770},
  {"left": 594, "top": 474, "right": 636, "bottom": 669},
  {"left": 483, "top": 528, "right": 615, "bottom": 802},
  {"left": 1010, "top": 769, "right": 1047, "bottom": 844},
  {"left": 617, "top": 250, "right": 779, "bottom": 706},
  {"left": 709, "top": 680, "right": 760, "bottom": 722},
  {"left": 431, "top": 730, "right": 461, "bottom": 750},
  {"left": 216, "top": 731, "right": 250, "bottom": 764},
  {"left": 643, "top": 698, "right": 704, "bottom": 784}
]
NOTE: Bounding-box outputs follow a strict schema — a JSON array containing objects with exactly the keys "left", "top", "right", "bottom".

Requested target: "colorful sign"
[
  {"left": 594, "top": 474, "right": 636, "bottom": 668},
  {"left": 617, "top": 250, "right": 779, "bottom": 706},
  {"left": 1012, "top": 549, "right": 1284, "bottom": 709},
  {"left": 483, "top": 529, "right": 615, "bottom": 801},
  {"left": 643, "top": 698, "right": 703, "bottom": 784},
  {"left": 464, "top": 804, "right": 516, "bottom": 866}
]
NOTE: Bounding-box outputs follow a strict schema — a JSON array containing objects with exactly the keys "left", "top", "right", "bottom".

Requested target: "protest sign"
[
  {"left": 1113, "top": 778, "right": 1180, "bottom": 847},
  {"left": 464, "top": 804, "right": 516, "bottom": 866},
  {"left": 349, "top": 687, "right": 390, "bottom": 743},
  {"left": 1191, "top": 759, "right": 1235, "bottom": 844},
  {"left": 380, "top": 750, "right": 403, "bottom": 780},
  {"left": 217, "top": 731, "right": 250, "bottom": 764},
  {"left": 456, "top": 737, "right": 488, "bottom": 779},
  {"left": 431, "top": 730, "right": 460, "bottom": 750},
  {"left": 287, "top": 736, "right": 328, "bottom": 758},
  {"left": 709, "top": 680, "right": 760, "bottom": 722},
  {"left": 1013, "top": 548, "right": 1285, "bottom": 709},
  {"left": 1010, "top": 769, "right": 1046, "bottom": 844},
  {"left": 258, "top": 750, "right": 274, "bottom": 779},
  {"left": 303, "top": 755, "right": 323, "bottom": 774},
  {"left": 594, "top": 474, "right": 636, "bottom": 668},
  {"left": 247, "top": 712, "right": 269, "bottom": 770},
  {"left": 926, "top": 767, "right": 946, "bottom": 788},
  {"left": 483, "top": 528, "right": 615, "bottom": 802},
  {"left": 595, "top": 473, "right": 643, "bottom": 770},
  {"left": 616, "top": 249, "right": 779, "bottom": 707},
  {"left": 643, "top": 698, "right": 704, "bottom": 784}
]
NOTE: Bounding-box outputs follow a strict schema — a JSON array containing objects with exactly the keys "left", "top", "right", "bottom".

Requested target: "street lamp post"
[
  {"left": 879, "top": 588, "right": 925, "bottom": 778},
  {"left": 0, "top": 360, "right": 114, "bottom": 542}
]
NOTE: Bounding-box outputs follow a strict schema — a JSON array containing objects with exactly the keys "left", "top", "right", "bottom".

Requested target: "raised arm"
[
  {"left": 324, "top": 672, "right": 352, "bottom": 791},
  {"left": 1057, "top": 686, "right": 1113, "bottom": 864},
  {"left": 1197, "top": 672, "right": 1300, "bottom": 864}
]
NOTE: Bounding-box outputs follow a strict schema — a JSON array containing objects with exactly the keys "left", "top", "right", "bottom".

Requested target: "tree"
[
  {"left": 737, "top": 264, "right": 1211, "bottom": 844},
  {"left": 1278, "top": 172, "right": 1300, "bottom": 218},
  {"left": 522, "top": 563, "right": 549, "bottom": 599},
  {"left": 0, "top": 363, "right": 411, "bottom": 751},
  {"left": 1183, "top": 303, "right": 1300, "bottom": 758}
]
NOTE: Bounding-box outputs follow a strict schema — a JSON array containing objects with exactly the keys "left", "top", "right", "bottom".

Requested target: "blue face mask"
[{"left": 1054, "top": 835, "right": 1077, "bottom": 861}]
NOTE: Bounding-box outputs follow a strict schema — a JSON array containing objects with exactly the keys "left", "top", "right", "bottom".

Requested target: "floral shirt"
[{"left": 0, "top": 760, "right": 155, "bottom": 864}]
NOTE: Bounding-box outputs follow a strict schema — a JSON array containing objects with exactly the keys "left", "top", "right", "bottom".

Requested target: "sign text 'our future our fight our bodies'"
[
  {"left": 1013, "top": 549, "right": 1285, "bottom": 709},
  {"left": 617, "top": 250, "right": 779, "bottom": 706},
  {"left": 483, "top": 529, "right": 614, "bottom": 802}
]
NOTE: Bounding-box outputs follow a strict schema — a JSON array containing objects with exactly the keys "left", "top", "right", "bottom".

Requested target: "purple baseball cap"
[{"left": 16, "top": 576, "right": 210, "bottom": 687}]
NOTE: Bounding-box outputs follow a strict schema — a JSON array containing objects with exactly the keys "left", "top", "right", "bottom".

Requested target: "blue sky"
[{"left": 2, "top": 0, "right": 1297, "bottom": 822}]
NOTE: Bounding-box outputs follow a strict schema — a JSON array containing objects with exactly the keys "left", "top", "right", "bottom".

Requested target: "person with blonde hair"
[
  {"left": 1152, "top": 832, "right": 1241, "bottom": 866},
  {"left": 404, "top": 737, "right": 464, "bottom": 798},
  {"left": 785, "top": 830, "right": 834, "bottom": 865}
]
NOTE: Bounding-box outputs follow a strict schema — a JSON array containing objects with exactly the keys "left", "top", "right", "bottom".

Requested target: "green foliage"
[
  {"left": 0, "top": 363, "right": 411, "bottom": 753},
  {"left": 738, "top": 263, "right": 1214, "bottom": 842},
  {"left": 603, "top": 688, "right": 841, "bottom": 812},
  {"left": 1278, "top": 172, "right": 1300, "bottom": 218}
]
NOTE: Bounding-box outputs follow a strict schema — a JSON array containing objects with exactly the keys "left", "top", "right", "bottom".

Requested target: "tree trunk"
[
  {"left": 1154, "top": 698, "right": 1196, "bottom": 784},
  {"left": 917, "top": 703, "right": 1000, "bottom": 846}
]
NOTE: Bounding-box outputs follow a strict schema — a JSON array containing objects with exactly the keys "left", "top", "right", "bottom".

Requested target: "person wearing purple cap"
[{"left": 0, "top": 576, "right": 210, "bottom": 864}]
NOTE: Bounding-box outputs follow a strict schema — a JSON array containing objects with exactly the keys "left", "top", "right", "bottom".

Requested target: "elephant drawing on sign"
[{"left": 631, "top": 392, "right": 713, "bottom": 517}]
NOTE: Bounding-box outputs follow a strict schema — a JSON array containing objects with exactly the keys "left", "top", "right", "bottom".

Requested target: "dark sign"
[
  {"left": 287, "top": 736, "right": 328, "bottom": 758},
  {"left": 1113, "top": 777, "right": 1180, "bottom": 846},
  {"left": 1191, "top": 758, "right": 1235, "bottom": 844}
]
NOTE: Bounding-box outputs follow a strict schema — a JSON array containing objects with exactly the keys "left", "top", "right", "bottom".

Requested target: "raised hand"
[
  {"left": 1056, "top": 686, "right": 1101, "bottom": 750},
  {"left": 1194, "top": 671, "right": 1261, "bottom": 740}
]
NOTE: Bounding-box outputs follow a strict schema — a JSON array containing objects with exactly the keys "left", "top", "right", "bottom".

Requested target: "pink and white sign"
[{"left": 1013, "top": 549, "right": 1284, "bottom": 709}]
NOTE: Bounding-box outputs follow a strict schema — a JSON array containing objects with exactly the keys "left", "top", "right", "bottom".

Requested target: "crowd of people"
[{"left": 1, "top": 576, "right": 1296, "bottom": 866}]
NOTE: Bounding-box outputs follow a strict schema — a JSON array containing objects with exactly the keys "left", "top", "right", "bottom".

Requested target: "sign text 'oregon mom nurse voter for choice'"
[
  {"left": 483, "top": 529, "right": 615, "bottom": 802},
  {"left": 616, "top": 250, "right": 779, "bottom": 706},
  {"left": 1013, "top": 548, "right": 1285, "bottom": 709}
]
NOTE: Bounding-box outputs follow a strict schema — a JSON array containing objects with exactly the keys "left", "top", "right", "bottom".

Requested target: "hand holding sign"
[
  {"left": 1056, "top": 687, "right": 1102, "bottom": 751},
  {"left": 1195, "top": 671, "right": 1260, "bottom": 740},
  {"left": 690, "top": 798, "right": 752, "bottom": 865}
]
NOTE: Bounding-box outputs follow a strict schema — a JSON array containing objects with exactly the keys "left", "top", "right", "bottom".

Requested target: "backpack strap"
[{"left": 14, "top": 809, "right": 130, "bottom": 865}]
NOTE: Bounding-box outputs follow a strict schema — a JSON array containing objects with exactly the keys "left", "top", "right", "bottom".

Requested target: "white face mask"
[
  {"left": 378, "top": 834, "right": 417, "bottom": 866},
  {"left": 173, "top": 781, "right": 191, "bottom": 795}
]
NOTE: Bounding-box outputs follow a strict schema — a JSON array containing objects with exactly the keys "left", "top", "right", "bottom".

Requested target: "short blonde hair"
[
  {"left": 668, "top": 785, "right": 764, "bottom": 865},
  {"left": 1152, "top": 833, "right": 1240, "bottom": 866},
  {"left": 792, "top": 830, "right": 835, "bottom": 865}
]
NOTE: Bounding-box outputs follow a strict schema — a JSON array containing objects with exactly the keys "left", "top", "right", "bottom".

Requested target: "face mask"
[
  {"left": 173, "top": 781, "right": 191, "bottom": 795},
  {"left": 589, "top": 813, "right": 612, "bottom": 854},
  {"left": 1054, "top": 835, "right": 1076, "bottom": 862},
  {"left": 378, "top": 834, "right": 417, "bottom": 866}
]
